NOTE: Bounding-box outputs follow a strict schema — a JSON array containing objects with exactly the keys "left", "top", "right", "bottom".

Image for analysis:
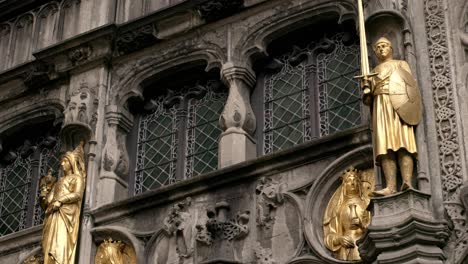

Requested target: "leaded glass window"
[
  {"left": 0, "top": 133, "right": 60, "bottom": 237},
  {"left": 135, "top": 81, "right": 227, "bottom": 194},
  {"left": 260, "top": 32, "right": 362, "bottom": 155}
]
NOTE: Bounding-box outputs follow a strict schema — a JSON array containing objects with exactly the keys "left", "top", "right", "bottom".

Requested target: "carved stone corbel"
[
  {"left": 219, "top": 62, "right": 256, "bottom": 167},
  {"left": 97, "top": 105, "right": 133, "bottom": 206},
  {"left": 196, "top": 201, "right": 250, "bottom": 263},
  {"left": 357, "top": 189, "right": 450, "bottom": 263}
]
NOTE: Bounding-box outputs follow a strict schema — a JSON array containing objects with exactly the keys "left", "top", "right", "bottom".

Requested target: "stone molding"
[
  {"left": 423, "top": 0, "right": 468, "bottom": 262},
  {"left": 91, "top": 126, "right": 371, "bottom": 225},
  {"left": 358, "top": 190, "right": 450, "bottom": 263}
]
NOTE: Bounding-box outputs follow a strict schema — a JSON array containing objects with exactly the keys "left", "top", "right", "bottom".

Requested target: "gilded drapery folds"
[
  {"left": 40, "top": 141, "right": 86, "bottom": 264},
  {"left": 323, "top": 167, "right": 374, "bottom": 261}
]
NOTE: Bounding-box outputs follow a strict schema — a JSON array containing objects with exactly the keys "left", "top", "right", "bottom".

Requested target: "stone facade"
[{"left": 0, "top": 0, "right": 466, "bottom": 263}]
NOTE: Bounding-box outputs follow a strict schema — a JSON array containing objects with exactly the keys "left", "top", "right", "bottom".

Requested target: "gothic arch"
[
  {"left": 303, "top": 145, "right": 373, "bottom": 263},
  {"left": 237, "top": 0, "right": 356, "bottom": 65},
  {"left": 111, "top": 47, "right": 225, "bottom": 107},
  {"left": 0, "top": 99, "right": 64, "bottom": 135}
]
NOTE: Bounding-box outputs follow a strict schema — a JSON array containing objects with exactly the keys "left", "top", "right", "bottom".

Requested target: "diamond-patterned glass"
[
  {"left": 263, "top": 32, "right": 362, "bottom": 154},
  {"left": 264, "top": 62, "right": 309, "bottom": 154},
  {"left": 0, "top": 155, "right": 32, "bottom": 236},
  {"left": 318, "top": 34, "right": 361, "bottom": 136},
  {"left": 186, "top": 90, "right": 226, "bottom": 178},
  {"left": 135, "top": 102, "right": 178, "bottom": 194}
]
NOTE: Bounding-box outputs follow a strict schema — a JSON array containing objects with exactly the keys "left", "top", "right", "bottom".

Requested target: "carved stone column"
[
  {"left": 358, "top": 189, "right": 450, "bottom": 263},
  {"left": 97, "top": 105, "right": 132, "bottom": 206},
  {"left": 219, "top": 62, "right": 256, "bottom": 168}
]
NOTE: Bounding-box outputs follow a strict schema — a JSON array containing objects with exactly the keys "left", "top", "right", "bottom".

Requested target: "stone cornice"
[
  {"left": 90, "top": 126, "right": 371, "bottom": 225},
  {"left": 0, "top": 0, "right": 252, "bottom": 86}
]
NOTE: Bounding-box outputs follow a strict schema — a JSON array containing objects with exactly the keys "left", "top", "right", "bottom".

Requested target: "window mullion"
[
  {"left": 25, "top": 150, "right": 40, "bottom": 228},
  {"left": 175, "top": 102, "right": 188, "bottom": 182},
  {"left": 308, "top": 59, "right": 320, "bottom": 139}
]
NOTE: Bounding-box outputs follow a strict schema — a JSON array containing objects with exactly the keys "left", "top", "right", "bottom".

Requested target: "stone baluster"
[
  {"left": 219, "top": 62, "right": 256, "bottom": 168},
  {"left": 97, "top": 105, "right": 132, "bottom": 206}
]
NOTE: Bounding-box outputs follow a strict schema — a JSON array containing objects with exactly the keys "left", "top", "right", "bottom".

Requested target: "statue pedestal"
[{"left": 358, "top": 189, "right": 450, "bottom": 263}]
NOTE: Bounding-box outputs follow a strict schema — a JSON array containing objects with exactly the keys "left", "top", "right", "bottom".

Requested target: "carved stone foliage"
[
  {"left": 95, "top": 238, "right": 137, "bottom": 264},
  {"left": 63, "top": 81, "right": 99, "bottom": 133},
  {"left": 21, "top": 61, "right": 52, "bottom": 89},
  {"left": 23, "top": 255, "right": 43, "bottom": 264},
  {"left": 254, "top": 242, "right": 276, "bottom": 264},
  {"left": 115, "top": 25, "right": 158, "bottom": 56},
  {"left": 68, "top": 44, "right": 93, "bottom": 66},
  {"left": 196, "top": 201, "right": 250, "bottom": 263},
  {"left": 152, "top": 197, "right": 196, "bottom": 264},
  {"left": 256, "top": 177, "right": 287, "bottom": 229},
  {"left": 423, "top": 0, "right": 467, "bottom": 262},
  {"left": 196, "top": 0, "right": 244, "bottom": 22}
]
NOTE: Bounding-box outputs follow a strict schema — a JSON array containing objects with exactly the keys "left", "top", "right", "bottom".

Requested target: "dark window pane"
[
  {"left": 186, "top": 86, "right": 226, "bottom": 178},
  {"left": 135, "top": 103, "right": 178, "bottom": 194},
  {"left": 0, "top": 155, "right": 32, "bottom": 236}
]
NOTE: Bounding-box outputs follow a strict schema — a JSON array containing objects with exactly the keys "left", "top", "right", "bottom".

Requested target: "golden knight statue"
[
  {"left": 363, "top": 37, "right": 422, "bottom": 196},
  {"left": 323, "top": 167, "right": 373, "bottom": 261},
  {"left": 40, "top": 141, "right": 86, "bottom": 264}
]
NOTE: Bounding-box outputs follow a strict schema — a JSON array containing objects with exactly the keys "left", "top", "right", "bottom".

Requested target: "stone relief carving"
[
  {"left": 163, "top": 197, "right": 194, "bottom": 259},
  {"left": 64, "top": 81, "right": 99, "bottom": 132},
  {"left": 256, "top": 177, "right": 287, "bottom": 229},
  {"left": 68, "top": 44, "right": 93, "bottom": 66},
  {"left": 424, "top": 0, "right": 467, "bottom": 262},
  {"left": 196, "top": 0, "right": 244, "bottom": 22},
  {"left": 152, "top": 197, "right": 196, "bottom": 264},
  {"left": 115, "top": 24, "right": 158, "bottom": 56},
  {"left": 254, "top": 242, "right": 276, "bottom": 264},
  {"left": 23, "top": 255, "right": 43, "bottom": 264},
  {"left": 196, "top": 201, "right": 250, "bottom": 263},
  {"left": 95, "top": 238, "right": 137, "bottom": 264}
]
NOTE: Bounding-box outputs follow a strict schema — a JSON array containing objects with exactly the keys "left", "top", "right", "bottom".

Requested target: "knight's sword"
[{"left": 355, "top": 0, "right": 377, "bottom": 93}]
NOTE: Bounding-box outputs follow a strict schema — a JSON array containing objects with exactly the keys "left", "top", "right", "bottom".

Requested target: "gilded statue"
[
  {"left": 95, "top": 238, "right": 137, "bottom": 264},
  {"left": 323, "top": 167, "right": 373, "bottom": 261},
  {"left": 40, "top": 141, "right": 86, "bottom": 264},
  {"left": 362, "top": 37, "right": 422, "bottom": 196}
]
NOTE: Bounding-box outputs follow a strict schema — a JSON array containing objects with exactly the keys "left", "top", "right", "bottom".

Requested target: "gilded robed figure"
[
  {"left": 40, "top": 142, "right": 86, "bottom": 264},
  {"left": 363, "top": 37, "right": 422, "bottom": 196},
  {"left": 323, "top": 168, "right": 372, "bottom": 261}
]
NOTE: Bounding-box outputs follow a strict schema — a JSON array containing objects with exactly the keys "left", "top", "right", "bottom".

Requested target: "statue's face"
[
  {"left": 374, "top": 42, "right": 392, "bottom": 61},
  {"left": 61, "top": 158, "right": 72, "bottom": 173},
  {"left": 343, "top": 173, "right": 359, "bottom": 195}
]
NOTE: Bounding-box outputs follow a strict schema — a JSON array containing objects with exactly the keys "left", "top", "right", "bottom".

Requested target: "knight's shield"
[{"left": 388, "top": 68, "right": 422, "bottom": 125}]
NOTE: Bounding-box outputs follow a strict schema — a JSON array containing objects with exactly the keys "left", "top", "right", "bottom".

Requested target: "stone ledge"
[
  {"left": 0, "top": 225, "right": 42, "bottom": 256},
  {"left": 90, "top": 126, "right": 371, "bottom": 225},
  {"left": 358, "top": 189, "right": 450, "bottom": 263}
]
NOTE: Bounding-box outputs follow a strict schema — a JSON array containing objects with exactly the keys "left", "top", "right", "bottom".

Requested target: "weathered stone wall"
[{"left": 0, "top": 0, "right": 466, "bottom": 263}]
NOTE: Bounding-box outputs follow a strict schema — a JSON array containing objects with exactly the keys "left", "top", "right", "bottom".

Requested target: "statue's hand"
[
  {"left": 339, "top": 236, "right": 355, "bottom": 248},
  {"left": 51, "top": 201, "right": 62, "bottom": 211}
]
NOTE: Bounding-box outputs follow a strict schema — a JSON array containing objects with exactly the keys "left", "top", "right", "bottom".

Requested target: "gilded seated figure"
[
  {"left": 40, "top": 142, "right": 86, "bottom": 264},
  {"left": 323, "top": 167, "right": 372, "bottom": 261}
]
